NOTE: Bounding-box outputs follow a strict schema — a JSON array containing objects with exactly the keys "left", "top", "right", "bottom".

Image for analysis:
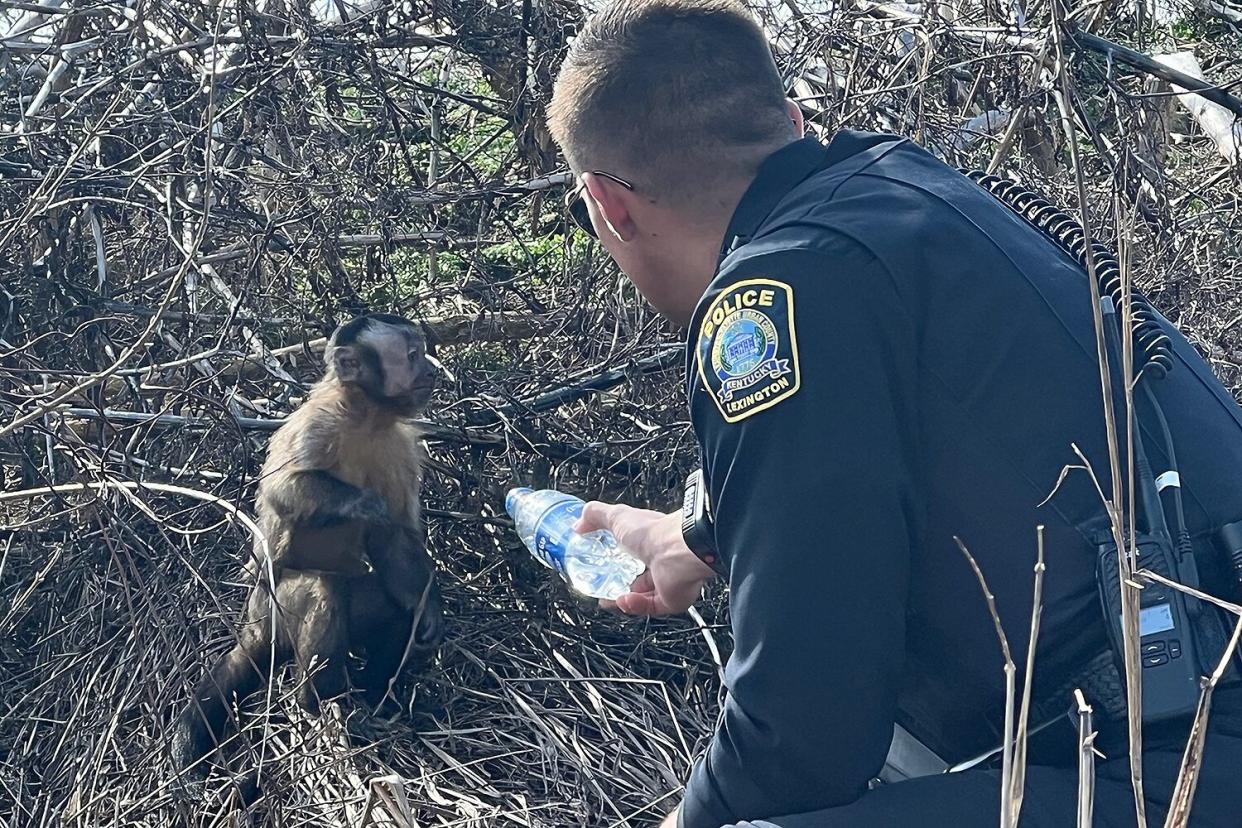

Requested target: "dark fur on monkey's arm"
[
  {"left": 260, "top": 470, "right": 392, "bottom": 576},
  {"left": 264, "top": 469, "right": 390, "bottom": 529},
  {"left": 264, "top": 472, "right": 435, "bottom": 619},
  {"left": 365, "top": 522, "right": 441, "bottom": 616}
]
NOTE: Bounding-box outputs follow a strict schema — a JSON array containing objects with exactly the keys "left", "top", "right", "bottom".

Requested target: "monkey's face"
[{"left": 326, "top": 315, "right": 438, "bottom": 415}]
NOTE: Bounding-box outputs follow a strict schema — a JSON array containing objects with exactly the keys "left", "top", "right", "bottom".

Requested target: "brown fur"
[{"left": 256, "top": 377, "right": 425, "bottom": 576}]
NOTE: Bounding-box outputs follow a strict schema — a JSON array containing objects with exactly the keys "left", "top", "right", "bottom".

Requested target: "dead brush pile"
[{"left": 1, "top": 0, "right": 1240, "bottom": 825}]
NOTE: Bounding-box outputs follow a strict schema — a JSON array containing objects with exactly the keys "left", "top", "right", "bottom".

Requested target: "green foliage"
[
  {"left": 1169, "top": 13, "right": 1229, "bottom": 42},
  {"left": 446, "top": 114, "right": 513, "bottom": 179},
  {"left": 454, "top": 340, "right": 513, "bottom": 373}
]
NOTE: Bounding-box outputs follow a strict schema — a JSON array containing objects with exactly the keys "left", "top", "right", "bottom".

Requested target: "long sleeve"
[{"left": 681, "top": 239, "right": 921, "bottom": 827}]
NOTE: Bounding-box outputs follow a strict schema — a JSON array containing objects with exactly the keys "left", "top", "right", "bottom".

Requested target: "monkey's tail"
[{"left": 171, "top": 643, "right": 267, "bottom": 788}]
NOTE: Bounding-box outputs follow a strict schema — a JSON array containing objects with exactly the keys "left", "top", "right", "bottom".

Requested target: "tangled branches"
[{"left": 1, "top": 0, "right": 1241, "bottom": 824}]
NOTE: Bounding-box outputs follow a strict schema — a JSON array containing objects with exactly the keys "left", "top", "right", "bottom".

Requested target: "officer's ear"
[
  {"left": 582, "top": 172, "right": 638, "bottom": 243},
  {"left": 786, "top": 99, "right": 805, "bottom": 138}
]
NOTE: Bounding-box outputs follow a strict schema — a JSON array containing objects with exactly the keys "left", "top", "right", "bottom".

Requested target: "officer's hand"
[{"left": 574, "top": 503, "right": 716, "bottom": 617}]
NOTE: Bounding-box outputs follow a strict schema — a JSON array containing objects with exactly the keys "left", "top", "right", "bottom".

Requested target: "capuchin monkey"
[{"left": 171, "top": 313, "right": 445, "bottom": 789}]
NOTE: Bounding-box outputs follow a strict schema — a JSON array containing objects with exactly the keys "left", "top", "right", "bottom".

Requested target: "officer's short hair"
[{"left": 548, "top": 0, "right": 794, "bottom": 203}]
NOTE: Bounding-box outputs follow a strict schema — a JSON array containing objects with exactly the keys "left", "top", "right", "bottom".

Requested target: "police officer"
[{"left": 547, "top": 1, "right": 1242, "bottom": 826}]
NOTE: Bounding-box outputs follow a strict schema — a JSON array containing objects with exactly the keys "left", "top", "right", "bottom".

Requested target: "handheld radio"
[{"left": 1094, "top": 295, "right": 1202, "bottom": 720}]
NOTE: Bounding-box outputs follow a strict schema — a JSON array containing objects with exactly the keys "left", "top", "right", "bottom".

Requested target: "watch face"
[
  {"left": 682, "top": 470, "right": 719, "bottom": 568},
  {"left": 682, "top": 475, "right": 699, "bottom": 521}
]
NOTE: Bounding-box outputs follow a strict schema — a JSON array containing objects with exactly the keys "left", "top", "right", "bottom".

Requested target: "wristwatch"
[{"left": 681, "top": 469, "right": 725, "bottom": 576}]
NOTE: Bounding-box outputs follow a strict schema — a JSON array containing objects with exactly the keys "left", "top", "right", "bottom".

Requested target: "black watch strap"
[{"left": 681, "top": 469, "right": 725, "bottom": 576}]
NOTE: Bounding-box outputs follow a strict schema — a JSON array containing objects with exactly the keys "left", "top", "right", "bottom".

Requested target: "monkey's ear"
[{"left": 330, "top": 344, "right": 364, "bottom": 383}]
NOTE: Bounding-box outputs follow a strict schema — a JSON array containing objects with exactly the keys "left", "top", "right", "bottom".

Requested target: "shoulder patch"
[{"left": 695, "top": 278, "right": 801, "bottom": 423}]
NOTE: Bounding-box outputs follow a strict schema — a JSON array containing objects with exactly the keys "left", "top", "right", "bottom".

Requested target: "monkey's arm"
[
  {"left": 264, "top": 469, "right": 389, "bottom": 528},
  {"left": 261, "top": 471, "right": 392, "bottom": 575},
  {"left": 366, "top": 523, "right": 442, "bottom": 617}
]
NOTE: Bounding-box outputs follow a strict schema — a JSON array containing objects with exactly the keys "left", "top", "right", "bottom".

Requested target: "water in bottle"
[{"left": 504, "top": 487, "right": 646, "bottom": 600}]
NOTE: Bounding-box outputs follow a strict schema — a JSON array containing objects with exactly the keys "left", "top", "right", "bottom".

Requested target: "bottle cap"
[{"left": 504, "top": 487, "right": 534, "bottom": 517}]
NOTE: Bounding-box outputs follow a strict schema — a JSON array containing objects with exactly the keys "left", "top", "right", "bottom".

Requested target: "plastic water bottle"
[{"left": 505, "top": 487, "right": 646, "bottom": 600}]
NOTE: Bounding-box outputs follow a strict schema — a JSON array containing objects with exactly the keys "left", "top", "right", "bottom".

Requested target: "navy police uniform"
[{"left": 680, "top": 132, "right": 1242, "bottom": 828}]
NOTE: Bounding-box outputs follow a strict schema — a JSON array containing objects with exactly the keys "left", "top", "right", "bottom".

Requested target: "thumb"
[
  {"left": 616, "top": 591, "right": 667, "bottom": 617},
  {"left": 573, "top": 501, "right": 615, "bottom": 535}
]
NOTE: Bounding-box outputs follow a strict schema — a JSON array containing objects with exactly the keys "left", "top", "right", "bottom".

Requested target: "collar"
[{"left": 719, "top": 136, "right": 829, "bottom": 259}]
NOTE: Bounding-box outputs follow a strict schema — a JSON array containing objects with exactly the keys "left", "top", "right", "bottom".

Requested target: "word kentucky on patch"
[{"left": 696, "top": 277, "right": 801, "bottom": 423}]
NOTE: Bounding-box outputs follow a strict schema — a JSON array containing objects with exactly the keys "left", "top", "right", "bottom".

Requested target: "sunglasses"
[{"left": 564, "top": 170, "right": 634, "bottom": 238}]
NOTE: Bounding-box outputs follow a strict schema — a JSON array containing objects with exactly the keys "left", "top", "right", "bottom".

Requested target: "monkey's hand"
[{"left": 343, "top": 488, "right": 390, "bottom": 526}]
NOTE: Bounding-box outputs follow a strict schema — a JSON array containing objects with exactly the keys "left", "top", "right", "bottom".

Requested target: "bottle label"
[{"left": 532, "top": 497, "right": 583, "bottom": 574}]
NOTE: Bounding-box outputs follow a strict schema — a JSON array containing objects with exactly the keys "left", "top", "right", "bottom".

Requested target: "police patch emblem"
[{"left": 696, "top": 278, "right": 800, "bottom": 422}]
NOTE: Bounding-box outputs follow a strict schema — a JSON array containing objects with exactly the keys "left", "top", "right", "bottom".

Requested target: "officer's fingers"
[
  {"left": 601, "top": 573, "right": 652, "bottom": 614},
  {"left": 627, "top": 570, "right": 654, "bottom": 594},
  {"left": 616, "top": 590, "right": 668, "bottom": 617},
  {"left": 574, "top": 504, "right": 663, "bottom": 567},
  {"left": 573, "top": 501, "right": 617, "bottom": 535}
]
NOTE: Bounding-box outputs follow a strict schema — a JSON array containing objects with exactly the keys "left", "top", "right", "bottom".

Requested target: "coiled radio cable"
[{"left": 962, "top": 170, "right": 1174, "bottom": 381}]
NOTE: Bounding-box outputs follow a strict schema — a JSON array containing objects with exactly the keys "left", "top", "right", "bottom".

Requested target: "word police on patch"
[{"left": 696, "top": 278, "right": 801, "bottom": 422}]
